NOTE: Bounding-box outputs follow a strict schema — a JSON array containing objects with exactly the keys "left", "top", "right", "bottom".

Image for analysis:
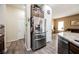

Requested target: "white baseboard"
[
  {"left": 4, "top": 48, "right": 7, "bottom": 53},
  {"left": 24, "top": 43, "right": 31, "bottom": 51},
  {"left": 26, "top": 48, "right": 31, "bottom": 51}
]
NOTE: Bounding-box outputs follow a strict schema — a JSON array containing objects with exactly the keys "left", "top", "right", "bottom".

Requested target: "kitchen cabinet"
[
  {"left": 32, "top": 5, "right": 44, "bottom": 18},
  {"left": 58, "top": 32, "right": 79, "bottom": 54},
  {"left": 0, "top": 25, "right": 4, "bottom": 53},
  {"left": 0, "top": 35, "right": 4, "bottom": 53},
  {"left": 69, "top": 42, "right": 79, "bottom": 54},
  {"left": 58, "top": 35, "right": 69, "bottom": 54}
]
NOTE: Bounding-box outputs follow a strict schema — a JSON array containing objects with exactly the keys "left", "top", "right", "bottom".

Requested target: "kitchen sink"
[{"left": 75, "top": 40, "right": 79, "bottom": 42}]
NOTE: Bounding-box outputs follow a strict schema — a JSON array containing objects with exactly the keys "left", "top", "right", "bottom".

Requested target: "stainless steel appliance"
[
  {"left": 31, "top": 4, "right": 46, "bottom": 50},
  {"left": 31, "top": 32, "right": 46, "bottom": 50}
]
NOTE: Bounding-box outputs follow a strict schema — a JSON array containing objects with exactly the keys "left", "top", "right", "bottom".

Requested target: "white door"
[{"left": 58, "top": 21, "right": 64, "bottom": 31}]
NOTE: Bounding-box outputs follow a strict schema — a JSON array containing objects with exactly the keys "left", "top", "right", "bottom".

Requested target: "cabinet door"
[
  {"left": 58, "top": 36, "right": 68, "bottom": 54},
  {"left": 0, "top": 36, "right": 4, "bottom": 53},
  {"left": 69, "top": 43, "right": 79, "bottom": 54}
]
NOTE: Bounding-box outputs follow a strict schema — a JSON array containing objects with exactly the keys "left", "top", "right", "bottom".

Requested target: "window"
[{"left": 58, "top": 21, "right": 64, "bottom": 31}]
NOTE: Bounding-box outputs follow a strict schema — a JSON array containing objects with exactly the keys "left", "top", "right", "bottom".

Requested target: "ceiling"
[
  {"left": 7, "top": 4, "right": 25, "bottom": 10},
  {"left": 7, "top": 4, "right": 79, "bottom": 19},
  {"left": 48, "top": 4, "right": 79, "bottom": 19}
]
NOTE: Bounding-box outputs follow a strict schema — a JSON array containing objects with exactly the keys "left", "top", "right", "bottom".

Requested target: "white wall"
[
  {"left": 6, "top": 6, "right": 25, "bottom": 42},
  {"left": 0, "top": 5, "right": 5, "bottom": 25},
  {"left": 42, "top": 5, "right": 52, "bottom": 42},
  {"left": 17, "top": 10, "right": 25, "bottom": 39}
]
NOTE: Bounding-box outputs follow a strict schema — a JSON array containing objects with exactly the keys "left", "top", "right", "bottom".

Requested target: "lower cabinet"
[
  {"left": 58, "top": 35, "right": 79, "bottom": 54},
  {"left": 69, "top": 42, "right": 79, "bottom": 54},
  {"left": 58, "top": 36, "right": 69, "bottom": 54},
  {"left": 0, "top": 35, "right": 4, "bottom": 53}
]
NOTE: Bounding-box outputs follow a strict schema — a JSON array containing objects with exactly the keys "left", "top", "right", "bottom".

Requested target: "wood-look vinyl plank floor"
[
  {"left": 6, "top": 39, "right": 27, "bottom": 54},
  {"left": 6, "top": 34, "right": 57, "bottom": 54}
]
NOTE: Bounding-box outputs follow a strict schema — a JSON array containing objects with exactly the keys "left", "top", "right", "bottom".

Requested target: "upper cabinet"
[{"left": 31, "top": 4, "right": 44, "bottom": 18}]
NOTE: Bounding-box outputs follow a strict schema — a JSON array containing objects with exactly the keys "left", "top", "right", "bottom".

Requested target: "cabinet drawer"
[
  {"left": 69, "top": 43, "right": 79, "bottom": 54},
  {"left": 0, "top": 36, "right": 4, "bottom": 44},
  {"left": 0, "top": 35, "right": 4, "bottom": 41},
  {"left": 0, "top": 35, "right": 4, "bottom": 53}
]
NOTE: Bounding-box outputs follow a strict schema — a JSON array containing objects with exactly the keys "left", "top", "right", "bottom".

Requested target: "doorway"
[
  {"left": 6, "top": 4, "right": 26, "bottom": 54},
  {"left": 58, "top": 21, "right": 64, "bottom": 32}
]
